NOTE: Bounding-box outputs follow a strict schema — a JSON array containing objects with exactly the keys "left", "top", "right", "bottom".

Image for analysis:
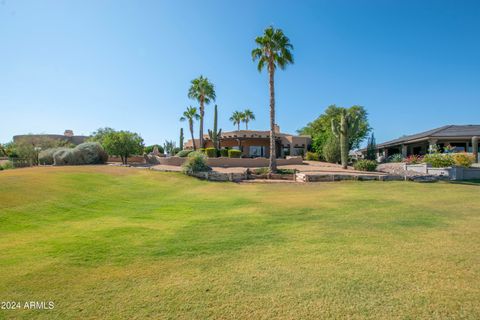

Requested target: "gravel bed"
[{"left": 377, "top": 162, "right": 423, "bottom": 177}]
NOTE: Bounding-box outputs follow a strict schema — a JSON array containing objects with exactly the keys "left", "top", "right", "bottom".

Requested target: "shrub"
[
  {"left": 0, "top": 161, "right": 14, "bottom": 170},
  {"left": 198, "top": 148, "right": 206, "bottom": 154},
  {"left": 423, "top": 153, "right": 455, "bottom": 168},
  {"left": 39, "top": 147, "right": 69, "bottom": 165},
  {"left": 252, "top": 167, "right": 269, "bottom": 175},
  {"left": 404, "top": 154, "right": 423, "bottom": 165},
  {"left": 228, "top": 149, "right": 242, "bottom": 158},
  {"left": 74, "top": 142, "right": 109, "bottom": 164},
  {"left": 353, "top": 159, "right": 377, "bottom": 171},
  {"left": 305, "top": 151, "right": 320, "bottom": 161},
  {"left": 205, "top": 148, "right": 218, "bottom": 158},
  {"left": 387, "top": 153, "right": 403, "bottom": 163},
  {"left": 322, "top": 136, "right": 341, "bottom": 163},
  {"left": 453, "top": 153, "right": 475, "bottom": 167},
  {"left": 53, "top": 148, "right": 76, "bottom": 165},
  {"left": 219, "top": 149, "right": 229, "bottom": 157},
  {"left": 187, "top": 151, "right": 204, "bottom": 158},
  {"left": 53, "top": 142, "right": 108, "bottom": 166},
  {"left": 175, "top": 149, "right": 193, "bottom": 157},
  {"left": 182, "top": 152, "right": 210, "bottom": 174},
  {"left": 276, "top": 168, "right": 296, "bottom": 174}
]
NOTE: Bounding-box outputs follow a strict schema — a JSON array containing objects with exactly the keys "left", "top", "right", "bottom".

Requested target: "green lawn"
[{"left": 1, "top": 166, "right": 479, "bottom": 319}]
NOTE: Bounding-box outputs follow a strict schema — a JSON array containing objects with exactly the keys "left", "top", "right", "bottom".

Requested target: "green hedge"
[
  {"left": 175, "top": 149, "right": 193, "bottom": 157},
  {"left": 205, "top": 148, "right": 217, "bottom": 158},
  {"left": 228, "top": 149, "right": 242, "bottom": 158},
  {"left": 219, "top": 149, "right": 229, "bottom": 157}
]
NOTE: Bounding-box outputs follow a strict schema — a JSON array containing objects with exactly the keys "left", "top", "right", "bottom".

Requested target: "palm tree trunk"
[
  {"left": 246, "top": 120, "right": 248, "bottom": 130},
  {"left": 237, "top": 123, "right": 240, "bottom": 131},
  {"left": 268, "top": 61, "right": 277, "bottom": 172},
  {"left": 340, "top": 117, "right": 348, "bottom": 169},
  {"left": 199, "top": 97, "right": 204, "bottom": 148},
  {"left": 190, "top": 121, "right": 196, "bottom": 151}
]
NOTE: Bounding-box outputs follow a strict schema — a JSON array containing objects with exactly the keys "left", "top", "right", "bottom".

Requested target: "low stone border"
[
  {"left": 148, "top": 165, "right": 429, "bottom": 183},
  {"left": 295, "top": 173, "right": 405, "bottom": 182},
  {"left": 190, "top": 171, "right": 248, "bottom": 182},
  {"left": 187, "top": 171, "right": 409, "bottom": 183}
]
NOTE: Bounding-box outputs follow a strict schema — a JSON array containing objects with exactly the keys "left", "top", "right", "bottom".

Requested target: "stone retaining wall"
[{"left": 156, "top": 156, "right": 304, "bottom": 168}]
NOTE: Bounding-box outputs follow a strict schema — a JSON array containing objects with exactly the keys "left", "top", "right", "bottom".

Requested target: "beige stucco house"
[{"left": 184, "top": 126, "right": 311, "bottom": 158}]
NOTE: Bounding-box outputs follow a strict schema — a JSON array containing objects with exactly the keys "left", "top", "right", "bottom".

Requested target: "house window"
[
  {"left": 249, "top": 146, "right": 265, "bottom": 157},
  {"left": 449, "top": 142, "right": 466, "bottom": 152},
  {"left": 292, "top": 148, "right": 305, "bottom": 156}
]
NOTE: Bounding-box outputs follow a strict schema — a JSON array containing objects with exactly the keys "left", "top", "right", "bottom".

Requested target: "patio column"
[
  {"left": 473, "top": 136, "right": 479, "bottom": 163},
  {"left": 401, "top": 144, "right": 407, "bottom": 158},
  {"left": 289, "top": 143, "right": 294, "bottom": 157}
]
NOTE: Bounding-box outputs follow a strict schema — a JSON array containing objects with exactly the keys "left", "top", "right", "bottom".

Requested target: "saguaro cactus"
[
  {"left": 331, "top": 108, "right": 360, "bottom": 169},
  {"left": 208, "top": 104, "right": 222, "bottom": 150},
  {"left": 179, "top": 128, "right": 184, "bottom": 150}
]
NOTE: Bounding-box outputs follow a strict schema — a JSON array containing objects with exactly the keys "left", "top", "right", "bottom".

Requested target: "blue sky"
[{"left": 1, "top": 0, "right": 479, "bottom": 146}]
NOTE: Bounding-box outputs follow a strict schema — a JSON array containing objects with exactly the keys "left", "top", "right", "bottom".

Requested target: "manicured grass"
[{"left": 1, "top": 166, "right": 479, "bottom": 319}]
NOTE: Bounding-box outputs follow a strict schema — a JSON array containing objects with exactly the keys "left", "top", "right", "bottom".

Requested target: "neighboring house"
[
  {"left": 185, "top": 126, "right": 311, "bottom": 158},
  {"left": 13, "top": 130, "right": 88, "bottom": 146},
  {"left": 362, "top": 125, "right": 480, "bottom": 158}
]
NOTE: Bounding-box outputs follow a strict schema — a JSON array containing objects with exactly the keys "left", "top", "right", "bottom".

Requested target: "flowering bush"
[
  {"left": 423, "top": 153, "right": 455, "bottom": 168},
  {"left": 453, "top": 153, "right": 475, "bottom": 167},
  {"left": 404, "top": 154, "right": 423, "bottom": 164}
]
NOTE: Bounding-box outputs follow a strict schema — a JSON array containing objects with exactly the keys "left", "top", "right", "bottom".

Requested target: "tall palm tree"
[
  {"left": 188, "top": 76, "right": 216, "bottom": 149},
  {"left": 230, "top": 111, "right": 244, "bottom": 131},
  {"left": 252, "top": 26, "right": 294, "bottom": 172},
  {"left": 180, "top": 106, "right": 200, "bottom": 151},
  {"left": 242, "top": 109, "right": 255, "bottom": 130}
]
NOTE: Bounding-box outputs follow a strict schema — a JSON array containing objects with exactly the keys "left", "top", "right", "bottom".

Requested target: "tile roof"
[{"left": 377, "top": 125, "right": 480, "bottom": 148}]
